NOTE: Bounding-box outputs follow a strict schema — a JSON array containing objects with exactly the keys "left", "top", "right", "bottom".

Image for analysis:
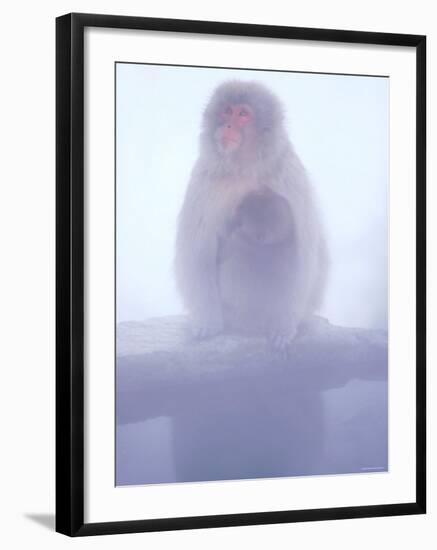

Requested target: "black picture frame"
[{"left": 56, "top": 12, "right": 426, "bottom": 537}]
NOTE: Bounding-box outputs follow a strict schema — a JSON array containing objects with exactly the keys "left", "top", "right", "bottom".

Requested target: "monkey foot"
[{"left": 268, "top": 328, "right": 297, "bottom": 354}]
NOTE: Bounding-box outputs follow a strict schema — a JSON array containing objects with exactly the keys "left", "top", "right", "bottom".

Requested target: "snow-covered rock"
[{"left": 116, "top": 315, "right": 387, "bottom": 485}]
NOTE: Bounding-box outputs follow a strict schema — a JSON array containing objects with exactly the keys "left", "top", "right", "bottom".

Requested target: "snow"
[{"left": 116, "top": 315, "right": 387, "bottom": 485}]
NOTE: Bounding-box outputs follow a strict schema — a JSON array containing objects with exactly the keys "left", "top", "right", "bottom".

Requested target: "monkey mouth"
[
  {"left": 222, "top": 137, "right": 238, "bottom": 146},
  {"left": 220, "top": 138, "right": 240, "bottom": 152}
]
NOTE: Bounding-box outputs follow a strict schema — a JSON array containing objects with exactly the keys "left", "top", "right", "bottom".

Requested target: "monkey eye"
[{"left": 239, "top": 109, "right": 248, "bottom": 117}]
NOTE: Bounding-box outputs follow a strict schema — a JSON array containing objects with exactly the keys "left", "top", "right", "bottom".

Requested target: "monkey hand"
[{"left": 191, "top": 309, "right": 224, "bottom": 340}]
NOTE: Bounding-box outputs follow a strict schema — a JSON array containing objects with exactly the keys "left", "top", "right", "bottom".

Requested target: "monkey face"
[
  {"left": 234, "top": 192, "right": 293, "bottom": 246},
  {"left": 215, "top": 103, "right": 254, "bottom": 154},
  {"left": 237, "top": 218, "right": 273, "bottom": 245}
]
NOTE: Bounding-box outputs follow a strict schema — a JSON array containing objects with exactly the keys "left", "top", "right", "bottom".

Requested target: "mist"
[{"left": 116, "top": 63, "right": 389, "bottom": 330}]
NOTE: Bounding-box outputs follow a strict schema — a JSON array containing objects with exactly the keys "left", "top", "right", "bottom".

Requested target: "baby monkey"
[
  {"left": 219, "top": 189, "right": 297, "bottom": 342},
  {"left": 227, "top": 188, "right": 293, "bottom": 247}
]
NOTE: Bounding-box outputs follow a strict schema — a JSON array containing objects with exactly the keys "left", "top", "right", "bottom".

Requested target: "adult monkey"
[{"left": 175, "top": 80, "right": 328, "bottom": 348}]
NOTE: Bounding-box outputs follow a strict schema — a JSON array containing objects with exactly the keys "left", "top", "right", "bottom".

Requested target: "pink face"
[{"left": 215, "top": 103, "right": 254, "bottom": 153}]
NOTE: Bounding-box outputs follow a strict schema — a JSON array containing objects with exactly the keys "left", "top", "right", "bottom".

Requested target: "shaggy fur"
[{"left": 174, "top": 80, "right": 328, "bottom": 347}]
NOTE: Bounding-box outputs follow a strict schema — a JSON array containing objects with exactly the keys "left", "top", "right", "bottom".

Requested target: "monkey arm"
[
  {"left": 267, "top": 179, "right": 326, "bottom": 347},
  {"left": 174, "top": 189, "right": 224, "bottom": 338}
]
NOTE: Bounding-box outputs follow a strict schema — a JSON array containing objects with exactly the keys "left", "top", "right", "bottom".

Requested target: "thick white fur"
[{"left": 174, "top": 80, "right": 328, "bottom": 346}]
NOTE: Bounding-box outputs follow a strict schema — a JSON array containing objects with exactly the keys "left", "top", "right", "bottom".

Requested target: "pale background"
[
  {"left": 116, "top": 63, "right": 389, "bottom": 329},
  {"left": 0, "top": 1, "right": 435, "bottom": 549}
]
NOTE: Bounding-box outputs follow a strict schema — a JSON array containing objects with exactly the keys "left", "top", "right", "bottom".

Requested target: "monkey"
[
  {"left": 174, "top": 79, "right": 328, "bottom": 348},
  {"left": 218, "top": 189, "right": 296, "bottom": 340},
  {"left": 224, "top": 188, "right": 294, "bottom": 248}
]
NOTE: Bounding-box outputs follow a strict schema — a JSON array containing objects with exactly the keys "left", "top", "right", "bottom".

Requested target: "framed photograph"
[{"left": 56, "top": 13, "right": 426, "bottom": 536}]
